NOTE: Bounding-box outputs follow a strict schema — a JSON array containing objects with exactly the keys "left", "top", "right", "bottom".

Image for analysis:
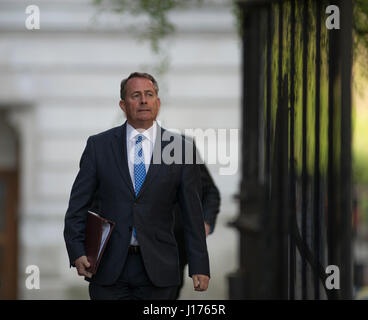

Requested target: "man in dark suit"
[
  {"left": 87, "top": 148, "right": 220, "bottom": 300},
  {"left": 64, "top": 72, "right": 210, "bottom": 300},
  {"left": 173, "top": 162, "right": 220, "bottom": 299}
]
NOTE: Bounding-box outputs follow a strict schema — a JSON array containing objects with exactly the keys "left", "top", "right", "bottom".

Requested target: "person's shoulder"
[
  {"left": 160, "top": 128, "right": 194, "bottom": 146},
  {"left": 88, "top": 125, "right": 123, "bottom": 143}
]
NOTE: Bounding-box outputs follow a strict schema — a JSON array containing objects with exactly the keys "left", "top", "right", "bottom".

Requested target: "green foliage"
[
  {"left": 354, "top": 0, "right": 368, "bottom": 76},
  {"left": 93, "top": 0, "right": 204, "bottom": 53},
  {"left": 93, "top": 0, "right": 368, "bottom": 58},
  {"left": 353, "top": 105, "right": 368, "bottom": 184},
  {"left": 231, "top": 0, "right": 243, "bottom": 40},
  {"left": 354, "top": 0, "right": 368, "bottom": 36}
]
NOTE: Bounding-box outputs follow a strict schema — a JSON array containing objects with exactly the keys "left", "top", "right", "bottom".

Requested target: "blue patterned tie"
[{"left": 132, "top": 135, "right": 146, "bottom": 241}]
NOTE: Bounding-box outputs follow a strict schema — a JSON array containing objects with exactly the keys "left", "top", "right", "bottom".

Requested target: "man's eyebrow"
[{"left": 131, "top": 89, "right": 154, "bottom": 94}]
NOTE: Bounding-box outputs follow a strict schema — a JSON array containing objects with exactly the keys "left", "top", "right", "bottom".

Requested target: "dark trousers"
[{"left": 89, "top": 251, "right": 177, "bottom": 300}]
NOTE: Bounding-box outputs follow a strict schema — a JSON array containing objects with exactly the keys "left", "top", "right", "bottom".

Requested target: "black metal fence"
[{"left": 229, "top": 0, "right": 353, "bottom": 299}]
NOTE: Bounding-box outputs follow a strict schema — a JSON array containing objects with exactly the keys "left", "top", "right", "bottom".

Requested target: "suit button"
[{"left": 134, "top": 202, "right": 137, "bottom": 206}]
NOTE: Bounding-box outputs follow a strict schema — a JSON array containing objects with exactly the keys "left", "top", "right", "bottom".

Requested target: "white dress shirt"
[{"left": 126, "top": 121, "right": 157, "bottom": 245}]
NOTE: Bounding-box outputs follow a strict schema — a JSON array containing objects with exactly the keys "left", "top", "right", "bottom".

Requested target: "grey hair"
[{"left": 120, "top": 72, "right": 159, "bottom": 100}]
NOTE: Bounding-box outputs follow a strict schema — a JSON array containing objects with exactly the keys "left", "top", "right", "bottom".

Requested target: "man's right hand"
[{"left": 75, "top": 256, "right": 92, "bottom": 278}]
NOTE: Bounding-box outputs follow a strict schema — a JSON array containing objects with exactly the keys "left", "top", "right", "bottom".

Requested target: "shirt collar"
[{"left": 126, "top": 121, "right": 157, "bottom": 143}]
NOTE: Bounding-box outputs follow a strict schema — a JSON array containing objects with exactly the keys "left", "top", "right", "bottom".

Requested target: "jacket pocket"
[{"left": 155, "top": 231, "right": 176, "bottom": 248}]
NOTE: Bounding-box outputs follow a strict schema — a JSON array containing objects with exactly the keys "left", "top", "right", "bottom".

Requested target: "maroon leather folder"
[{"left": 85, "top": 211, "right": 115, "bottom": 275}]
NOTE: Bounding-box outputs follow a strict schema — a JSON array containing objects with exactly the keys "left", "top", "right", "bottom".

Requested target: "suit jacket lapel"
[{"left": 111, "top": 122, "right": 135, "bottom": 197}]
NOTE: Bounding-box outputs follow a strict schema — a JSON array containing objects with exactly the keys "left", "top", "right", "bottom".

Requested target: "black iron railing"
[{"left": 229, "top": 0, "right": 353, "bottom": 300}]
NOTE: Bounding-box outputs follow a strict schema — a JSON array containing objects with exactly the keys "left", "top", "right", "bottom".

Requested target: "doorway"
[
  {"left": 0, "top": 112, "right": 19, "bottom": 299},
  {"left": 0, "top": 170, "right": 18, "bottom": 299}
]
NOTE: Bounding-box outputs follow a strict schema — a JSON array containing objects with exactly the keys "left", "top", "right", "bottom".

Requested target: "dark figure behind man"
[{"left": 173, "top": 162, "right": 220, "bottom": 299}]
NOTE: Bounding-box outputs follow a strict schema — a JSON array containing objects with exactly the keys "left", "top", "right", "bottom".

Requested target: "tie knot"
[{"left": 136, "top": 135, "right": 143, "bottom": 143}]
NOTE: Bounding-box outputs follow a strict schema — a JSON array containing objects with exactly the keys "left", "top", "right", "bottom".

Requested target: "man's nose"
[{"left": 140, "top": 95, "right": 147, "bottom": 104}]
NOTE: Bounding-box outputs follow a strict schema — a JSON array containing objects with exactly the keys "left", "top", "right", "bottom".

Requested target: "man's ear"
[
  {"left": 119, "top": 100, "right": 126, "bottom": 112},
  {"left": 157, "top": 97, "right": 161, "bottom": 111}
]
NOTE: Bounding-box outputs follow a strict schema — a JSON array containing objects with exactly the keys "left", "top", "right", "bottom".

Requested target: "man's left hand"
[{"left": 192, "top": 274, "right": 210, "bottom": 291}]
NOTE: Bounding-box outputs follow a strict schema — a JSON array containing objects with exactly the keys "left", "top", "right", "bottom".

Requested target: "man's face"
[{"left": 119, "top": 77, "right": 160, "bottom": 129}]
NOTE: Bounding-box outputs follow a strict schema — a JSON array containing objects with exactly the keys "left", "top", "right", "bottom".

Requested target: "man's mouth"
[{"left": 138, "top": 109, "right": 151, "bottom": 112}]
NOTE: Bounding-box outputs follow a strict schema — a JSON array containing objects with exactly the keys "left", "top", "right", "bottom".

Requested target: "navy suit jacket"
[{"left": 64, "top": 122, "right": 210, "bottom": 287}]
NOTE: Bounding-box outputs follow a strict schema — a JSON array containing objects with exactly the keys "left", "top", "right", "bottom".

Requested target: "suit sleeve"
[
  {"left": 64, "top": 136, "right": 98, "bottom": 267},
  {"left": 200, "top": 163, "right": 221, "bottom": 234},
  {"left": 178, "top": 140, "right": 210, "bottom": 278}
]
